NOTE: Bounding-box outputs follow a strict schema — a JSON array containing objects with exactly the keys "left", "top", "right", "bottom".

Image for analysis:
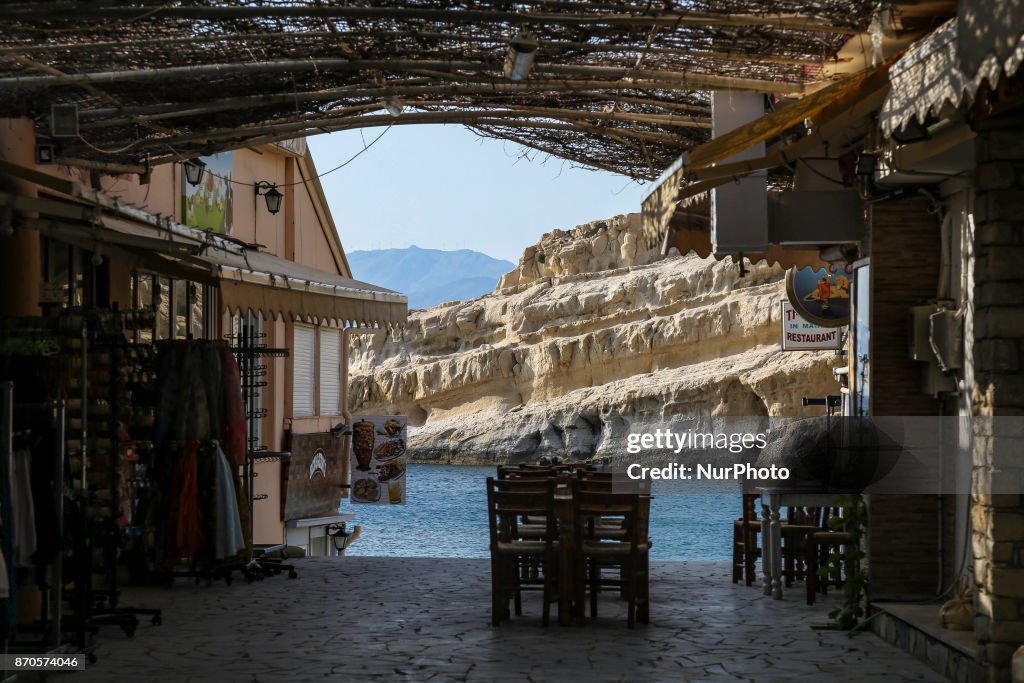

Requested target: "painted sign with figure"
[
  {"left": 351, "top": 416, "right": 407, "bottom": 505},
  {"left": 284, "top": 431, "right": 345, "bottom": 520},
  {"left": 182, "top": 152, "right": 233, "bottom": 234},
  {"left": 780, "top": 301, "right": 844, "bottom": 350},
  {"left": 785, "top": 265, "right": 851, "bottom": 327}
]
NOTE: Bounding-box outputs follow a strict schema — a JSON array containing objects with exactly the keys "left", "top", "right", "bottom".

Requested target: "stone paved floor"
[{"left": 71, "top": 558, "right": 948, "bottom": 683}]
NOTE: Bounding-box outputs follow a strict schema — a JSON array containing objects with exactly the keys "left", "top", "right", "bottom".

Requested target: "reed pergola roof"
[{"left": 0, "top": 1, "right": 943, "bottom": 180}]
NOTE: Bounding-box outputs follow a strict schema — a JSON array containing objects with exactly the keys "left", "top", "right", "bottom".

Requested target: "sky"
[{"left": 307, "top": 125, "right": 650, "bottom": 263}]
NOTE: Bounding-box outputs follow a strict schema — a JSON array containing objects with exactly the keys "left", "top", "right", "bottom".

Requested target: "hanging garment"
[
  {"left": 218, "top": 344, "right": 246, "bottom": 466},
  {"left": 213, "top": 442, "right": 245, "bottom": 560},
  {"left": 11, "top": 449, "right": 36, "bottom": 568},
  {"left": 172, "top": 440, "right": 202, "bottom": 562}
]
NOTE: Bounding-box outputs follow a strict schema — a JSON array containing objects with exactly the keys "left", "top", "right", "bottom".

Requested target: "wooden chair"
[
  {"left": 486, "top": 477, "right": 558, "bottom": 625},
  {"left": 571, "top": 481, "right": 650, "bottom": 627},
  {"left": 732, "top": 493, "right": 760, "bottom": 585},
  {"left": 780, "top": 507, "right": 824, "bottom": 589},
  {"left": 803, "top": 508, "right": 856, "bottom": 605}
]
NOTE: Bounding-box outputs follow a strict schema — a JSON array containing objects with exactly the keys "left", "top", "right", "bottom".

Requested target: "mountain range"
[{"left": 346, "top": 245, "right": 514, "bottom": 309}]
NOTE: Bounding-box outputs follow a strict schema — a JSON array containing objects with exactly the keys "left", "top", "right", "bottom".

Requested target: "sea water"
[{"left": 342, "top": 464, "right": 738, "bottom": 560}]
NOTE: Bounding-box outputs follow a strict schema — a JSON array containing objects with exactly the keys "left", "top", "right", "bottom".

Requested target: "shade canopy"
[{"left": 0, "top": 1, "right": 948, "bottom": 181}]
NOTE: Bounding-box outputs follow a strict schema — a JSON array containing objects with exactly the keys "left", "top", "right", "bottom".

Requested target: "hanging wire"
[{"left": 195, "top": 123, "right": 394, "bottom": 189}]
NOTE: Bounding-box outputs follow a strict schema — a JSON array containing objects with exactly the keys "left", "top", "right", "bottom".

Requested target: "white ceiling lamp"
[{"left": 504, "top": 32, "right": 538, "bottom": 81}]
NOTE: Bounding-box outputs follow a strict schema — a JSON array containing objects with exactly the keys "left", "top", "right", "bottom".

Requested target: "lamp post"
[{"left": 255, "top": 181, "right": 283, "bottom": 215}]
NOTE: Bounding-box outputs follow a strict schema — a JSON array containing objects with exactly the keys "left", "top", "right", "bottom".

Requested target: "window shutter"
[
  {"left": 293, "top": 324, "right": 315, "bottom": 417},
  {"left": 319, "top": 329, "right": 341, "bottom": 416}
]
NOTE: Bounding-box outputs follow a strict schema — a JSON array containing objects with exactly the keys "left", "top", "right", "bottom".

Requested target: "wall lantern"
[
  {"left": 504, "top": 32, "right": 538, "bottom": 81},
  {"left": 183, "top": 158, "right": 207, "bottom": 186},
  {"left": 256, "top": 181, "right": 283, "bottom": 215}
]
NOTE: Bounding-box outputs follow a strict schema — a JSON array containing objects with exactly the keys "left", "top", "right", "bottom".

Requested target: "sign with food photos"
[{"left": 350, "top": 416, "right": 407, "bottom": 505}]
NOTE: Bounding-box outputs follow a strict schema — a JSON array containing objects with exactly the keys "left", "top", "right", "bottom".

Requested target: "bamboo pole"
[
  {"left": 0, "top": 29, "right": 846, "bottom": 68},
  {"left": 78, "top": 86, "right": 710, "bottom": 129},
  {"left": 0, "top": 4, "right": 862, "bottom": 34},
  {"left": 142, "top": 110, "right": 685, "bottom": 151},
  {"left": 0, "top": 57, "right": 809, "bottom": 95}
]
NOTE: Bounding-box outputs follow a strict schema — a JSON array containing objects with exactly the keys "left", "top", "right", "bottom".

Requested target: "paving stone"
[{"left": 71, "top": 558, "right": 949, "bottom": 682}]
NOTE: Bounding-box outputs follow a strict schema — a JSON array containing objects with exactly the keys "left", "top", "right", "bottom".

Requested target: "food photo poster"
[{"left": 350, "top": 416, "right": 408, "bottom": 505}]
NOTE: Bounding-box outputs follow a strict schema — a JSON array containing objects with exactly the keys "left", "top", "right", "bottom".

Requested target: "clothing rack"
[
  {"left": 0, "top": 381, "right": 90, "bottom": 676},
  {"left": 62, "top": 310, "right": 161, "bottom": 641},
  {"left": 227, "top": 328, "right": 297, "bottom": 581}
]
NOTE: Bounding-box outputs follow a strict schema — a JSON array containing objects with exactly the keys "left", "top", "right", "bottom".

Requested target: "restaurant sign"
[
  {"left": 785, "top": 265, "right": 851, "bottom": 327},
  {"left": 351, "top": 415, "right": 407, "bottom": 505},
  {"left": 780, "top": 301, "right": 844, "bottom": 351}
]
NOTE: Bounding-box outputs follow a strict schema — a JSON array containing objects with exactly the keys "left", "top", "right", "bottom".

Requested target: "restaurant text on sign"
[{"left": 780, "top": 301, "right": 844, "bottom": 351}]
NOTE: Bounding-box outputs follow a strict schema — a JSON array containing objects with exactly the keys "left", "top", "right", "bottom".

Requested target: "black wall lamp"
[
  {"left": 255, "top": 181, "right": 283, "bottom": 215},
  {"left": 183, "top": 158, "right": 207, "bottom": 186}
]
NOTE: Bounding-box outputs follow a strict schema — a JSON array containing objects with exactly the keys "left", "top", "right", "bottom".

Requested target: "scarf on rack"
[
  {"left": 169, "top": 440, "right": 202, "bottom": 564},
  {"left": 218, "top": 344, "right": 246, "bottom": 466}
]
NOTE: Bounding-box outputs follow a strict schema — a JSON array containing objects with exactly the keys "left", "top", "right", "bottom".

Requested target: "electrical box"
[{"left": 908, "top": 305, "right": 936, "bottom": 362}]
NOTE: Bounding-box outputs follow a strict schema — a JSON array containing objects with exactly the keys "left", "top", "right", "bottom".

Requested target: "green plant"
[
  {"left": 819, "top": 494, "right": 868, "bottom": 630},
  {"left": 536, "top": 251, "right": 546, "bottom": 263}
]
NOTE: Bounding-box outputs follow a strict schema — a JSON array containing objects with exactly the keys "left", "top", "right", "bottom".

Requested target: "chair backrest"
[
  {"left": 497, "top": 464, "right": 563, "bottom": 480},
  {"left": 571, "top": 479, "right": 644, "bottom": 550},
  {"left": 577, "top": 471, "right": 652, "bottom": 496},
  {"left": 740, "top": 493, "right": 760, "bottom": 524},
  {"left": 486, "top": 477, "right": 556, "bottom": 545},
  {"left": 489, "top": 477, "right": 554, "bottom": 493}
]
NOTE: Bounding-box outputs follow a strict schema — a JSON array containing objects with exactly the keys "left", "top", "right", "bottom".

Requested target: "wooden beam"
[
  {"left": 383, "top": 102, "right": 710, "bottom": 128},
  {"left": 683, "top": 51, "right": 901, "bottom": 169},
  {"left": 0, "top": 58, "right": 810, "bottom": 95},
  {"left": 78, "top": 81, "right": 710, "bottom": 127},
  {"left": 683, "top": 82, "right": 890, "bottom": 182},
  {"left": 53, "top": 157, "right": 147, "bottom": 176},
  {"left": 0, "top": 4, "right": 863, "bottom": 34},
  {"left": 0, "top": 29, "right": 847, "bottom": 69},
  {"left": 108, "top": 110, "right": 684, "bottom": 153}
]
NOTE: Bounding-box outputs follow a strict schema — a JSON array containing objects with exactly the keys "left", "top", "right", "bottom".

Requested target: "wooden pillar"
[{"left": 0, "top": 118, "right": 41, "bottom": 317}]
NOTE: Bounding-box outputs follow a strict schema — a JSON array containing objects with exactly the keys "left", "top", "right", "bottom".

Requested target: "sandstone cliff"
[{"left": 349, "top": 214, "right": 840, "bottom": 465}]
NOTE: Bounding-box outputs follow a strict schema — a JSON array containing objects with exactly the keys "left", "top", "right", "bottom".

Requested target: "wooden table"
[
  {"left": 552, "top": 477, "right": 651, "bottom": 625},
  {"left": 757, "top": 487, "right": 845, "bottom": 600}
]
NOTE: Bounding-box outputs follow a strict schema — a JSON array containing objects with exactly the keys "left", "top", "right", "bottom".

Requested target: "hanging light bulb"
[
  {"left": 91, "top": 245, "right": 104, "bottom": 266},
  {"left": 383, "top": 98, "right": 403, "bottom": 116}
]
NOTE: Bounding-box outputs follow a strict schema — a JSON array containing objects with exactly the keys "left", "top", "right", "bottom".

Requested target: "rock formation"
[{"left": 349, "top": 214, "right": 841, "bottom": 465}]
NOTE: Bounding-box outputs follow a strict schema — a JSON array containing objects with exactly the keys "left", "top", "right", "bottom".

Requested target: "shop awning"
[
  {"left": 0, "top": 162, "right": 407, "bottom": 327},
  {"left": 880, "top": 17, "right": 1024, "bottom": 137}
]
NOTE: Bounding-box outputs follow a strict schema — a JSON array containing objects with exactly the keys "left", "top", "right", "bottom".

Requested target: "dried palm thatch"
[{"left": 0, "top": 1, "right": 947, "bottom": 179}]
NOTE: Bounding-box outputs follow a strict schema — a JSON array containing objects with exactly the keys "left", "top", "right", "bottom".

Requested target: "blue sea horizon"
[{"left": 341, "top": 463, "right": 739, "bottom": 561}]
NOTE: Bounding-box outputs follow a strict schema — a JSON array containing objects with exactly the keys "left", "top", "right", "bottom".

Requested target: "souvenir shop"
[{"left": 0, "top": 163, "right": 407, "bottom": 663}]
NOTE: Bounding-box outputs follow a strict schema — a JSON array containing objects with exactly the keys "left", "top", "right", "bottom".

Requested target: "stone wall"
[{"left": 970, "top": 109, "right": 1024, "bottom": 683}]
